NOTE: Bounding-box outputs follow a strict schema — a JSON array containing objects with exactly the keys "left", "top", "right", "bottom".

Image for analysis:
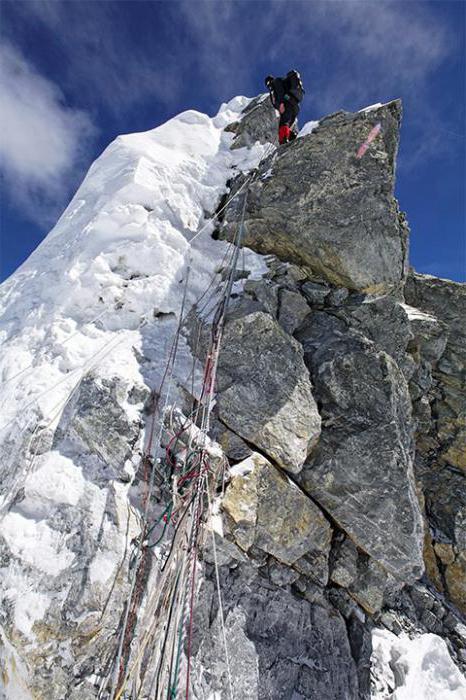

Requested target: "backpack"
[{"left": 286, "top": 70, "right": 304, "bottom": 103}]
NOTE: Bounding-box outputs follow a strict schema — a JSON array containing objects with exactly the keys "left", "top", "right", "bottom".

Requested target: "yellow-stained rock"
[
  {"left": 445, "top": 551, "right": 466, "bottom": 615},
  {"left": 222, "top": 452, "right": 332, "bottom": 583},
  {"left": 442, "top": 428, "right": 466, "bottom": 471},
  {"left": 434, "top": 542, "right": 456, "bottom": 566},
  {"left": 424, "top": 530, "right": 444, "bottom": 592}
]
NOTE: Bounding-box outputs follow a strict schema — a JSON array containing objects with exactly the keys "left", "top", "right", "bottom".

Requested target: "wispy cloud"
[
  {"left": 174, "top": 0, "right": 458, "bottom": 169},
  {"left": 0, "top": 41, "right": 96, "bottom": 226}
]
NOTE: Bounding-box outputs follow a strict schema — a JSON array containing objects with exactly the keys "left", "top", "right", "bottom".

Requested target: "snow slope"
[
  {"left": 0, "top": 96, "right": 267, "bottom": 443},
  {"left": 0, "top": 96, "right": 269, "bottom": 682}
]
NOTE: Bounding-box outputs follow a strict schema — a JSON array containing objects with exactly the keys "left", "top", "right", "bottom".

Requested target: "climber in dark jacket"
[{"left": 265, "top": 70, "right": 305, "bottom": 144}]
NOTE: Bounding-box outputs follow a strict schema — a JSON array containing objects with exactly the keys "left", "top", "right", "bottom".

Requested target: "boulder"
[
  {"left": 221, "top": 100, "right": 408, "bottom": 293},
  {"left": 221, "top": 453, "right": 332, "bottom": 584},
  {"left": 277, "top": 288, "right": 310, "bottom": 335},
  {"left": 296, "top": 312, "right": 424, "bottom": 582},
  {"left": 216, "top": 310, "right": 321, "bottom": 473}
]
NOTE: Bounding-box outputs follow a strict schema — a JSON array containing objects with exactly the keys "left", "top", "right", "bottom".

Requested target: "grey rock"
[
  {"left": 403, "top": 302, "right": 448, "bottom": 364},
  {"left": 380, "top": 612, "right": 402, "bottom": 634},
  {"left": 405, "top": 272, "right": 466, "bottom": 613},
  {"left": 327, "top": 287, "right": 350, "bottom": 306},
  {"left": 268, "top": 561, "right": 300, "bottom": 587},
  {"left": 347, "top": 613, "right": 373, "bottom": 699},
  {"left": 334, "top": 296, "right": 414, "bottom": 376},
  {"left": 330, "top": 535, "right": 402, "bottom": 615},
  {"left": 297, "top": 312, "right": 424, "bottom": 582},
  {"left": 203, "top": 531, "right": 249, "bottom": 567},
  {"left": 228, "top": 94, "right": 278, "bottom": 149},
  {"left": 297, "top": 579, "right": 327, "bottom": 605},
  {"left": 209, "top": 414, "right": 253, "bottom": 462},
  {"left": 191, "top": 562, "right": 359, "bottom": 700},
  {"left": 244, "top": 278, "right": 279, "bottom": 316},
  {"left": 55, "top": 374, "right": 141, "bottom": 468},
  {"left": 444, "top": 611, "right": 463, "bottom": 632},
  {"left": 421, "top": 609, "right": 443, "bottom": 635},
  {"left": 410, "top": 583, "right": 435, "bottom": 612},
  {"left": 331, "top": 537, "right": 359, "bottom": 589},
  {"left": 412, "top": 395, "right": 432, "bottom": 434},
  {"left": 301, "top": 281, "right": 330, "bottom": 306},
  {"left": 277, "top": 288, "right": 311, "bottom": 335},
  {"left": 221, "top": 100, "right": 408, "bottom": 293},
  {"left": 405, "top": 271, "right": 466, "bottom": 473},
  {"left": 216, "top": 310, "right": 321, "bottom": 473}
]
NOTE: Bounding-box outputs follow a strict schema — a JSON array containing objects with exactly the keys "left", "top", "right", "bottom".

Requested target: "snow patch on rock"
[{"left": 371, "top": 628, "right": 466, "bottom": 699}]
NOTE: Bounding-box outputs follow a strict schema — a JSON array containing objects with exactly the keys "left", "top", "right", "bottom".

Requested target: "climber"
[{"left": 265, "top": 70, "right": 305, "bottom": 144}]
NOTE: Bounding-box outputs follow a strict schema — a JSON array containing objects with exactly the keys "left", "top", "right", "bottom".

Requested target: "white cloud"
[{"left": 0, "top": 42, "right": 96, "bottom": 225}]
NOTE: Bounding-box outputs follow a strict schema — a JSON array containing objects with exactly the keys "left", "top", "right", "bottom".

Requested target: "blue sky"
[{"left": 1, "top": 0, "right": 464, "bottom": 283}]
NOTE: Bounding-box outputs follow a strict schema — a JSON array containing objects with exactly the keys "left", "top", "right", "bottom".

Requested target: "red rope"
[{"left": 184, "top": 482, "right": 204, "bottom": 700}]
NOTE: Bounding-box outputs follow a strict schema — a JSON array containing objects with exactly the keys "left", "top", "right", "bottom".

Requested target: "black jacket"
[{"left": 267, "top": 74, "right": 304, "bottom": 109}]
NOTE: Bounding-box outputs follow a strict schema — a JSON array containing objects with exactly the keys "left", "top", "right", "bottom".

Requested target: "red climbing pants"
[{"left": 279, "top": 125, "right": 291, "bottom": 144}]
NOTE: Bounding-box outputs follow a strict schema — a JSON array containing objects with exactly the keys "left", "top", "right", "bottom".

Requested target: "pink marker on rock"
[{"left": 357, "top": 122, "right": 382, "bottom": 159}]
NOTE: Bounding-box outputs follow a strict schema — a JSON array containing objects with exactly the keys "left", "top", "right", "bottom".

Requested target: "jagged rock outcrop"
[
  {"left": 221, "top": 100, "right": 409, "bottom": 294},
  {"left": 1, "top": 92, "right": 465, "bottom": 700},
  {"left": 226, "top": 94, "right": 278, "bottom": 149}
]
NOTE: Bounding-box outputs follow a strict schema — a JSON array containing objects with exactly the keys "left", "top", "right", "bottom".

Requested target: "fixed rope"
[{"left": 78, "top": 135, "right": 275, "bottom": 700}]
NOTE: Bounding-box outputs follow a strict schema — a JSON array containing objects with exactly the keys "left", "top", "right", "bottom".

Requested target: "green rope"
[
  {"left": 145, "top": 502, "right": 173, "bottom": 547},
  {"left": 167, "top": 607, "right": 186, "bottom": 699}
]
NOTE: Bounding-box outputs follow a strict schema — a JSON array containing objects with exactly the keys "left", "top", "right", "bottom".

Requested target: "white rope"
[{"left": 206, "top": 482, "right": 233, "bottom": 700}]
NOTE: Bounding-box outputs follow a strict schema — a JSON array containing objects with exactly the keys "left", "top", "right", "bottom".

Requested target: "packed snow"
[
  {"left": 371, "top": 628, "right": 466, "bottom": 699},
  {"left": 298, "top": 120, "right": 319, "bottom": 137},
  {"left": 359, "top": 102, "right": 384, "bottom": 113}
]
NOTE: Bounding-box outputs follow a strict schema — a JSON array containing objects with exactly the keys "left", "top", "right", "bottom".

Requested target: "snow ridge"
[{"left": 0, "top": 96, "right": 268, "bottom": 668}]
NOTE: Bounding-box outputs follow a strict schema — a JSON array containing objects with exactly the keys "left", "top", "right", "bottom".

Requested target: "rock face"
[
  {"left": 405, "top": 272, "right": 466, "bottom": 614},
  {"left": 226, "top": 94, "right": 278, "bottom": 149},
  {"left": 215, "top": 310, "right": 321, "bottom": 474},
  {"left": 1, "top": 93, "right": 465, "bottom": 700},
  {"left": 221, "top": 100, "right": 409, "bottom": 293},
  {"left": 0, "top": 374, "right": 143, "bottom": 699},
  {"left": 296, "top": 311, "right": 424, "bottom": 584},
  {"left": 222, "top": 453, "right": 331, "bottom": 581},
  {"left": 191, "top": 563, "right": 360, "bottom": 700}
]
